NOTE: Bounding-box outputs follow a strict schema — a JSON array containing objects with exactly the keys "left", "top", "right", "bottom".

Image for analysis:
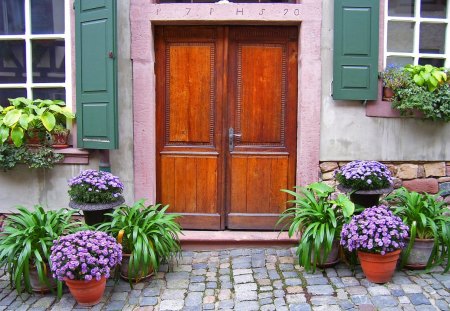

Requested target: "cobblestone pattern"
[{"left": 0, "top": 248, "right": 449, "bottom": 310}]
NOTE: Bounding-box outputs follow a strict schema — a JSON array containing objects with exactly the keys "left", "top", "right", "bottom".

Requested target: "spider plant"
[
  {"left": 386, "top": 187, "right": 450, "bottom": 271},
  {"left": 97, "top": 199, "right": 182, "bottom": 285},
  {"left": 0, "top": 205, "right": 81, "bottom": 295},
  {"left": 277, "top": 182, "right": 355, "bottom": 272}
]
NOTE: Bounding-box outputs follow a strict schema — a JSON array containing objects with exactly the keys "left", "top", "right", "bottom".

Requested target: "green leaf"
[
  {"left": 40, "top": 111, "right": 56, "bottom": 131},
  {"left": 0, "top": 126, "right": 9, "bottom": 143},
  {"left": 11, "top": 127, "right": 24, "bottom": 147},
  {"left": 3, "top": 109, "right": 21, "bottom": 127},
  {"left": 19, "top": 114, "right": 29, "bottom": 130},
  {"left": 413, "top": 74, "right": 425, "bottom": 86}
]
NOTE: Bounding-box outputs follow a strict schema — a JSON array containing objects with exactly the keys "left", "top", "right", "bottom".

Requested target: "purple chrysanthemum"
[
  {"left": 340, "top": 205, "right": 409, "bottom": 254},
  {"left": 50, "top": 230, "right": 122, "bottom": 281},
  {"left": 334, "top": 160, "right": 393, "bottom": 191}
]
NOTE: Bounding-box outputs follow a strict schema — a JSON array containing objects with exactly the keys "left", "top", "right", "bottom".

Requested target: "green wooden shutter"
[
  {"left": 333, "top": 0, "right": 379, "bottom": 100},
  {"left": 75, "top": 0, "right": 118, "bottom": 149}
]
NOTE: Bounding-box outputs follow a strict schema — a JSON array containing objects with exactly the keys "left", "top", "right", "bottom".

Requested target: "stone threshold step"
[{"left": 180, "top": 230, "right": 298, "bottom": 250}]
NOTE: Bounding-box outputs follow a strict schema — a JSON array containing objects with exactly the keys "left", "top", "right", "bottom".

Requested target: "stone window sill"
[{"left": 54, "top": 147, "right": 90, "bottom": 164}]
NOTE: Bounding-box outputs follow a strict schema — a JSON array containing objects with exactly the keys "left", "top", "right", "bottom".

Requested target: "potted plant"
[
  {"left": 50, "top": 230, "right": 122, "bottom": 306},
  {"left": 0, "top": 97, "right": 74, "bottom": 147},
  {"left": 277, "top": 182, "right": 355, "bottom": 272},
  {"left": 0, "top": 205, "right": 80, "bottom": 295},
  {"left": 386, "top": 187, "right": 450, "bottom": 271},
  {"left": 341, "top": 205, "right": 409, "bottom": 283},
  {"left": 68, "top": 169, "right": 125, "bottom": 225},
  {"left": 380, "top": 64, "right": 407, "bottom": 101},
  {"left": 50, "top": 124, "right": 70, "bottom": 148},
  {"left": 97, "top": 199, "right": 182, "bottom": 284},
  {"left": 334, "top": 160, "right": 393, "bottom": 208}
]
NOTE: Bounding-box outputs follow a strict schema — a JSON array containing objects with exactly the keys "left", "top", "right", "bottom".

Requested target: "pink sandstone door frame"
[{"left": 130, "top": 0, "right": 323, "bottom": 203}]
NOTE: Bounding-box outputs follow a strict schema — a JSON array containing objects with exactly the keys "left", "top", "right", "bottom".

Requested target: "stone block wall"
[{"left": 319, "top": 161, "right": 450, "bottom": 200}]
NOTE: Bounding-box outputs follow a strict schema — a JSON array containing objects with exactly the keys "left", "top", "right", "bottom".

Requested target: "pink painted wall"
[{"left": 130, "top": 0, "right": 323, "bottom": 201}]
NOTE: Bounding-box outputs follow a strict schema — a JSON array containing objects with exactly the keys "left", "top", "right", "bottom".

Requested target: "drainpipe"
[{"left": 99, "top": 150, "right": 111, "bottom": 173}]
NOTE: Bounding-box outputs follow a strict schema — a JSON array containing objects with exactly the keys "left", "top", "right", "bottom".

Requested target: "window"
[
  {"left": 385, "top": 0, "right": 449, "bottom": 67},
  {"left": 0, "top": 0, "right": 71, "bottom": 107}
]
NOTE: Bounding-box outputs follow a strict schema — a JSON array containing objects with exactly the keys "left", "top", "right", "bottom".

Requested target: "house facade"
[{"left": 1, "top": 0, "right": 450, "bottom": 231}]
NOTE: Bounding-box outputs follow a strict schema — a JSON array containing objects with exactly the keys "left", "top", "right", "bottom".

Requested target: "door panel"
[
  {"left": 226, "top": 27, "right": 298, "bottom": 229},
  {"left": 156, "top": 26, "right": 297, "bottom": 230},
  {"left": 156, "top": 26, "right": 224, "bottom": 230}
]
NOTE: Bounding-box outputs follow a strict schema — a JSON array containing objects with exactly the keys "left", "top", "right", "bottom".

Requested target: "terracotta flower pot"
[
  {"left": 383, "top": 87, "right": 394, "bottom": 101},
  {"left": 358, "top": 249, "right": 401, "bottom": 283},
  {"left": 404, "top": 237, "right": 435, "bottom": 270},
  {"left": 120, "top": 253, "right": 154, "bottom": 282},
  {"left": 64, "top": 276, "right": 106, "bottom": 306}
]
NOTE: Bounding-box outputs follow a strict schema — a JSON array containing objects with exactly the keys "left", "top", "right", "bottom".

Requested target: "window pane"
[
  {"left": 421, "top": 0, "right": 446, "bottom": 18},
  {"left": 31, "top": 0, "right": 64, "bottom": 34},
  {"left": 388, "top": 0, "right": 415, "bottom": 17},
  {"left": 419, "top": 23, "right": 446, "bottom": 54},
  {"left": 33, "top": 88, "right": 65, "bottom": 101},
  {"left": 0, "top": 88, "right": 26, "bottom": 107},
  {"left": 418, "top": 58, "right": 445, "bottom": 67},
  {"left": 386, "top": 56, "right": 414, "bottom": 67},
  {"left": 0, "top": 0, "right": 25, "bottom": 35},
  {"left": 387, "top": 22, "right": 414, "bottom": 53},
  {"left": 32, "top": 39, "right": 65, "bottom": 83},
  {"left": 0, "top": 40, "right": 26, "bottom": 83}
]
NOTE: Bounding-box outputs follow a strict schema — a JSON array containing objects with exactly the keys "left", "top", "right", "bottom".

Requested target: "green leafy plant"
[
  {"left": 0, "top": 145, "right": 63, "bottom": 171},
  {"left": 0, "top": 205, "right": 82, "bottom": 295},
  {"left": 0, "top": 98, "right": 74, "bottom": 147},
  {"left": 97, "top": 200, "right": 182, "bottom": 285},
  {"left": 277, "top": 182, "right": 355, "bottom": 272},
  {"left": 404, "top": 64, "right": 447, "bottom": 92},
  {"left": 386, "top": 187, "right": 450, "bottom": 271}
]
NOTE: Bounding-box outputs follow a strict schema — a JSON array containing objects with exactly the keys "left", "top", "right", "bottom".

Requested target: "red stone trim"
[{"left": 55, "top": 148, "right": 90, "bottom": 165}]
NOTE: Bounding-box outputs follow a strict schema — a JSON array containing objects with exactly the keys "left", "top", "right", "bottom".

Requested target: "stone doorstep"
[{"left": 180, "top": 231, "right": 298, "bottom": 251}]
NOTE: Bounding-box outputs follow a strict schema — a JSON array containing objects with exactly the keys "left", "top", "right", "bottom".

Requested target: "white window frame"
[
  {"left": 384, "top": 0, "right": 450, "bottom": 68},
  {"left": 0, "top": 0, "right": 72, "bottom": 107}
]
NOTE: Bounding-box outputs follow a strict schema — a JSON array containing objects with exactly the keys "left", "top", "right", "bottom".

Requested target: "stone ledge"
[
  {"left": 180, "top": 231, "right": 298, "bottom": 251},
  {"left": 55, "top": 147, "right": 90, "bottom": 165}
]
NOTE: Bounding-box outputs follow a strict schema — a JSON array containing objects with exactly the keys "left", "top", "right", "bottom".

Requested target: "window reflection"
[
  {"left": 31, "top": 0, "right": 64, "bottom": 34},
  {"left": 0, "top": 40, "right": 26, "bottom": 83},
  {"left": 0, "top": 0, "right": 25, "bottom": 35},
  {"left": 0, "top": 88, "right": 26, "bottom": 107},
  {"left": 421, "top": 0, "right": 447, "bottom": 18},
  {"left": 386, "top": 56, "right": 414, "bottom": 67},
  {"left": 32, "top": 39, "right": 65, "bottom": 83},
  {"left": 418, "top": 58, "right": 445, "bottom": 67},
  {"left": 33, "top": 88, "right": 65, "bottom": 101},
  {"left": 420, "top": 23, "right": 446, "bottom": 54},
  {"left": 388, "top": 22, "right": 415, "bottom": 53},
  {"left": 388, "top": 0, "right": 415, "bottom": 17}
]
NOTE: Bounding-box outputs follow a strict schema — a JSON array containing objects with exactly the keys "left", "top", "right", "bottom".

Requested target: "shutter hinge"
[
  {"left": 330, "top": 81, "right": 333, "bottom": 96},
  {"left": 73, "top": 1, "right": 75, "bottom": 10}
]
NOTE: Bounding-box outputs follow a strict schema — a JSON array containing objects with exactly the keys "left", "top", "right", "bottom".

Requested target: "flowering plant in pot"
[
  {"left": 340, "top": 205, "right": 409, "bottom": 283},
  {"left": 277, "top": 182, "right": 355, "bottom": 272},
  {"left": 68, "top": 169, "right": 125, "bottom": 225},
  {"left": 386, "top": 187, "right": 450, "bottom": 271},
  {"left": 334, "top": 160, "right": 393, "bottom": 208},
  {"left": 97, "top": 199, "right": 182, "bottom": 285},
  {"left": 0, "top": 205, "right": 81, "bottom": 295},
  {"left": 50, "top": 230, "right": 122, "bottom": 306}
]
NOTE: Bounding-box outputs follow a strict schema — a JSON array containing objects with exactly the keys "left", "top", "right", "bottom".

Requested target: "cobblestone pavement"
[{"left": 0, "top": 248, "right": 449, "bottom": 311}]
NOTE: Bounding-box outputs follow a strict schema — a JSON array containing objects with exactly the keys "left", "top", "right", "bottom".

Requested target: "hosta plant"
[
  {"left": 0, "top": 205, "right": 81, "bottom": 295},
  {"left": 0, "top": 97, "right": 74, "bottom": 147},
  {"left": 277, "top": 182, "right": 355, "bottom": 272}
]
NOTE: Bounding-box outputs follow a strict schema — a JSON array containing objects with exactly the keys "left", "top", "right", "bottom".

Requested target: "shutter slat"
[
  {"left": 75, "top": 0, "right": 118, "bottom": 149},
  {"left": 333, "top": 0, "right": 379, "bottom": 100}
]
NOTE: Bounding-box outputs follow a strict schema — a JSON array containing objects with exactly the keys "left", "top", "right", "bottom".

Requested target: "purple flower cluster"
[
  {"left": 340, "top": 205, "right": 409, "bottom": 255},
  {"left": 334, "top": 160, "right": 393, "bottom": 190},
  {"left": 50, "top": 230, "right": 122, "bottom": 281},
  {"left": 68, "top": 169, "right": 124, "bottom": 204}
]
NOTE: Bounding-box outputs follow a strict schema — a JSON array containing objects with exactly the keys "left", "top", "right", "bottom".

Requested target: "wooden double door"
[{"left": 155, "top": 26, "right": 298, "bottom": 230}]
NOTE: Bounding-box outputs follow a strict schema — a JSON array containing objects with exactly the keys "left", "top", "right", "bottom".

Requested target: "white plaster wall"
[
  {"left": 320, "top": 0, "right": 450, "bottom": 161},
  {"left": 0, "top": 0, "right": 134, "bottom": 213}
]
